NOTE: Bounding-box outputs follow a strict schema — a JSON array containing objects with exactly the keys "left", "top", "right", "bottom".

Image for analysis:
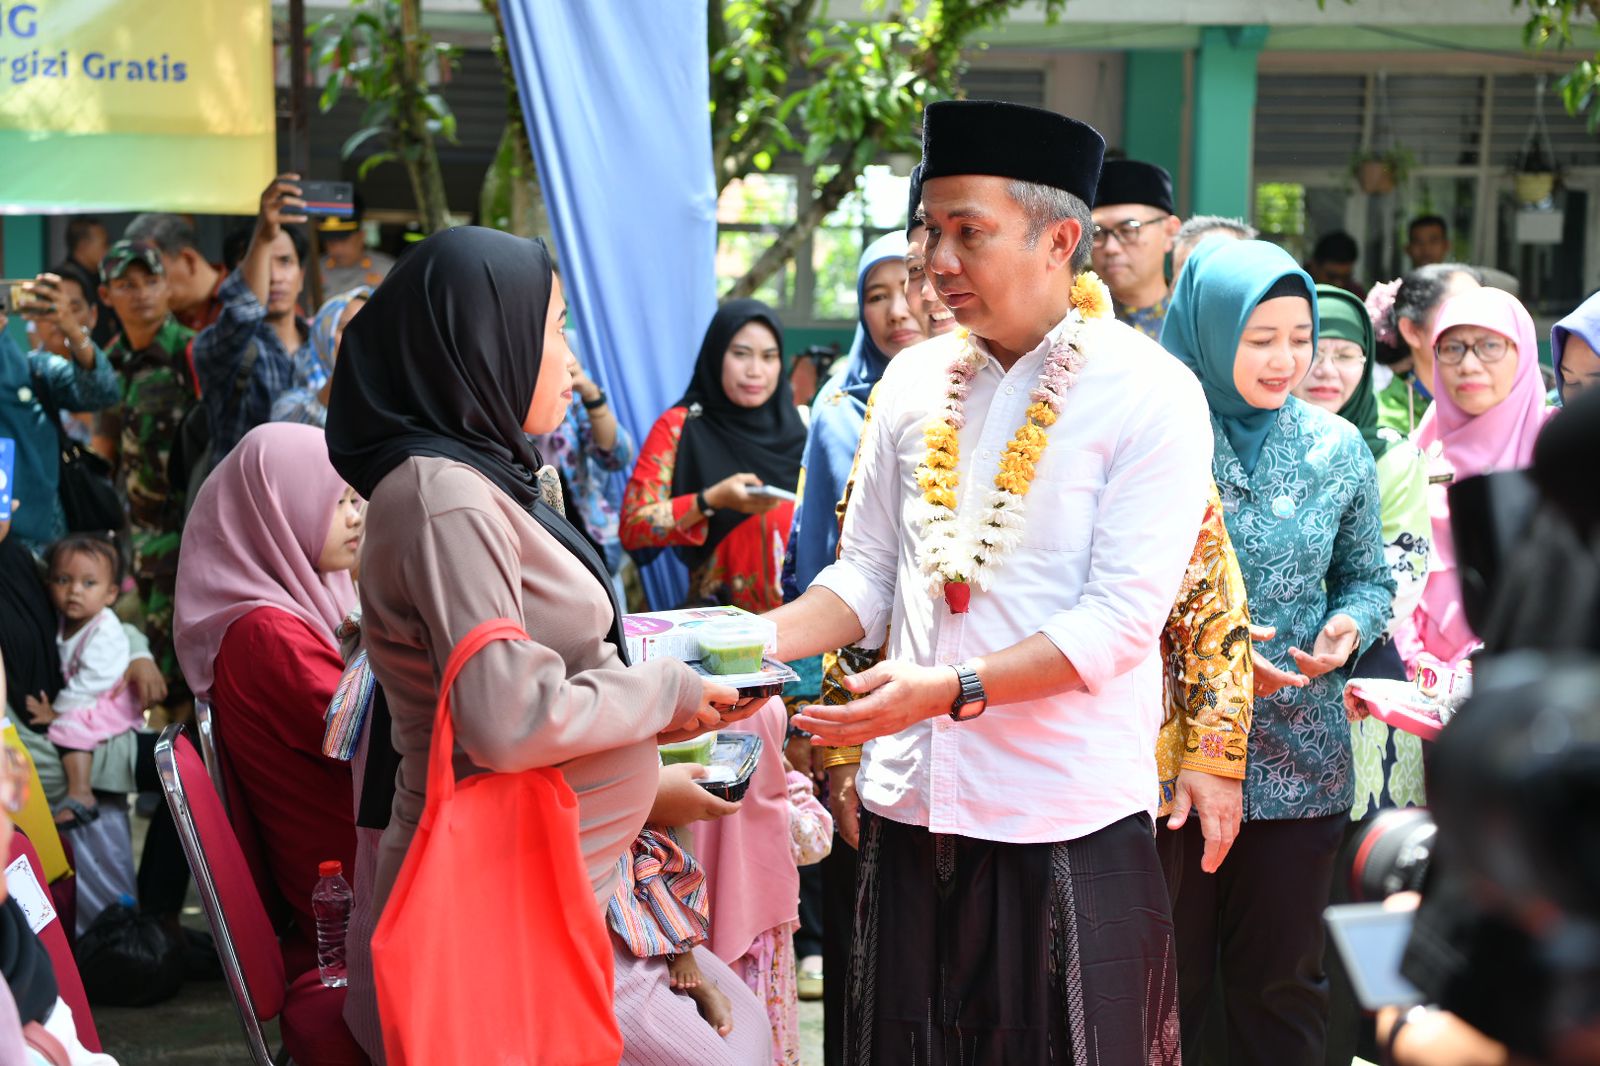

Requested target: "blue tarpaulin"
[{"left": 502, "top": 0, "right": 719, "bottom": 609}]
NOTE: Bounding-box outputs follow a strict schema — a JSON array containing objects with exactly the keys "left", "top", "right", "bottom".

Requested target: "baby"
[
  {"left": 607, "top": 827, "right": 734, "bottom": 1036},
  {"left": 24, "top": 535, "right": 144, "bottom": 827}
]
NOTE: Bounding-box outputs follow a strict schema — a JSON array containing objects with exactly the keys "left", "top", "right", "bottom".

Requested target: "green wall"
[
  {"left": 2, "top": 217, "right": 45, "bottom": 348},
  {"left": 1122, "top": 52, "right": 1187, "bottom": 212}
]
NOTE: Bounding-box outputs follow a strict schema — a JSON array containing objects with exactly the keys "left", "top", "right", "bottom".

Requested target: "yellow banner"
[{"left": 0, "top": 0, "right": 275, "bottom": 213}]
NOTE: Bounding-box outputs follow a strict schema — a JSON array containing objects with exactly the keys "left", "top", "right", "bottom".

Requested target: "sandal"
[{"left": 52, "top": 797, "right": 100, "bottom": 830}]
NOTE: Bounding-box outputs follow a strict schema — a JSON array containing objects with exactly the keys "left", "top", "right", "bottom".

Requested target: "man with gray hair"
[
  {"left": 1171, "top": 215, "right": 1257, "bottom": 284},
  {"left": 122, "top": 213, "right": 225, "bottom": 331},
  {"left": 769, "top": 100, "right": 1212, "bottom": 1065}
]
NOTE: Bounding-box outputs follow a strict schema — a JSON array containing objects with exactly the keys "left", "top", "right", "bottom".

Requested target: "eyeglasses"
[
  {"left": 1435, "top": 336, "right": 1511, "bottom": 366},
  {"left": 1311, "top": 344, "right": 1366, "bottom": 369},
  {"left": 1091, "top": 214, "right": 1170, "bottom": 248}
]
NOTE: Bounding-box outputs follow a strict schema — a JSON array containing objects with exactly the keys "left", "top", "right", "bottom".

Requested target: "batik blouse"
[
  {"left": 621, "top": 405, "right": 795, "bottom": 613},
  {"left": 1212, "top": 398, "right": 1395, "bottom": 821},
  {"left": 1155, "top": 484, "right": 1254, "bottom": 816}
]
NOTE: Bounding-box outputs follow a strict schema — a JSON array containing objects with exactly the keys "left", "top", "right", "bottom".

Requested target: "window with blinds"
[
  {"left": 1255, "top": 74, "right": 1365, "bottom": 172},
  {"left": 1490, "top": 74, "right": 1600, "bottom": 168}
]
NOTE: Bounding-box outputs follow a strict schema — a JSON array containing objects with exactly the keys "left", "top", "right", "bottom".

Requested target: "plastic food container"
[
  {"left": 697, "top": 733, "right": 763, "bottom": 802},
  {"left": 697, "top": 619, "right": 769, "bottom": 675},
  {"left": 658, "top": 732, "right": 718, "bottom": 766},
  {"left": 689, "top": 658, "right": 801, "bottom": 700}
]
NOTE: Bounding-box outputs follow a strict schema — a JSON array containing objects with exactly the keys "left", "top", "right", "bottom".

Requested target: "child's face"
[{"left": 48, "top": 550, "right": 118, "bottom": 623}]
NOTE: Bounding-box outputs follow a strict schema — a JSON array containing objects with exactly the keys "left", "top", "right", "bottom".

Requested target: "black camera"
[{"left": 1339, "top": 806, "right": 1436, "bottom": 904}]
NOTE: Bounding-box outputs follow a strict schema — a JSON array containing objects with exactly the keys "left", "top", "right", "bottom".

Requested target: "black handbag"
[{"left": 39, "top": 378, "right": 125, "bottom": 535}]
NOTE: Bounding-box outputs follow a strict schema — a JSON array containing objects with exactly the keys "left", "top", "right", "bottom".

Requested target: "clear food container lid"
[{"left": 697, "top": 618, "right": 768, "bottom": 648}]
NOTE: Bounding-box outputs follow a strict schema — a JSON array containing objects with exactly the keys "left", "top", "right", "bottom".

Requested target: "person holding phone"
[
  {"left": 188, "top": 173, "right": 314, "bottom": 463},
  {"left": 621, "top": 300, "right": 806, "bottom": 612},
  {"left": 0, "top": 274, "right": 119, "bottom": 553}
]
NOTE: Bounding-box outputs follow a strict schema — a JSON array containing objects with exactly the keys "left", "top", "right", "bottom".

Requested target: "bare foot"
[
  {"left": 668, "top": 953, "right": 702, "bottom": 990},
  {"left": 686, "top": 980, "right": 735, "bottom": 1038}
]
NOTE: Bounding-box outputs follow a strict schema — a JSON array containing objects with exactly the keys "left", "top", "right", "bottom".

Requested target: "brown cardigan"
[{"left": 356, "top": 456, "right": 703, "bottom": 916}]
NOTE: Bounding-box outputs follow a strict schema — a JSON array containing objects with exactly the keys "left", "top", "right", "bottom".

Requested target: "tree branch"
[{"left": 725, "top": 137, "right": 872, "bottom": 299}]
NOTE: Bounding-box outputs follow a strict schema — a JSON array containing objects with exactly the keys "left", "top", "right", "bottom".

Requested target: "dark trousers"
[
  {"left": 848, "top": 810, "right": 1180, "bottom": 1066},
  {"left": 1161, "top": 813, "right": 1348, "bottom": 1066},
  {"left": 821, "top": 834, "right": 857, "bottom": 1066},
  {"left": 133, "top": 728, "right": 191, "bottom": 918}
]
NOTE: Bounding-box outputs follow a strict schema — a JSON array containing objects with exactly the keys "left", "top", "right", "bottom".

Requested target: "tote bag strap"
[{"left": 423, "top": 619, "right": 530, "bottom": 810}]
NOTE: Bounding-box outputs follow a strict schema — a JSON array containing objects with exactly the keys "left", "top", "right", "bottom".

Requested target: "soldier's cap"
[{"left": 100, "top": 240, "right": 165, "bottom": 285}]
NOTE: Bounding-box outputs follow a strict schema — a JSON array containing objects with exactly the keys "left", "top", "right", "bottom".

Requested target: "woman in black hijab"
[
  {"left": 326, "top": 227, "right": 770, "bottom": 1065},
  {"left": 621, "top": 300, "right": 807, "bottom": 611}
]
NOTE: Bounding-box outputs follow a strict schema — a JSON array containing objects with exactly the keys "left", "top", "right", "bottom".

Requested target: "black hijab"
[
  {"left": 326, "top": 226, "right": 623, "bottom": 652},
  {"left": 0, "top": 538, "right": 59, "bottom": 730},
  {"left": 0, "top": 897, "right": 57, "bottom": 1025},
  {"left": 670, "top": 299, "right": 806, "bottom": 565}
]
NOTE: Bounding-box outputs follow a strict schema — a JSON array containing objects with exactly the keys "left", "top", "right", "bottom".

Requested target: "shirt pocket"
[{"left": 1021, "top": 448, "right": 1104, "bottom": 553}]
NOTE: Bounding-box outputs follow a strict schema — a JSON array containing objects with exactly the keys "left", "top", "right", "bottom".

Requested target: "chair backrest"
[
  {"left": 155, "top": 726, "right": 285, "bottom": 1066},
  {"left": 193, "top": 698, "right": 228, "bottom": 812},
  {"left": 6, "top": 831, "right": 99, "bottom": 1054}
]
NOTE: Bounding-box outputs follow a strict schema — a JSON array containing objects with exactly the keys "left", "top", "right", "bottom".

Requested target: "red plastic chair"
[
  {"left": 155, "top": 725, "right": 367, "bottom": 1065},
  {"left": 7, "top": 830, "right": 99, "bottom": 1053}
]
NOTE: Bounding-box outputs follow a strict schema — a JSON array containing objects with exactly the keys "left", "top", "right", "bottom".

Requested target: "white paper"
[{"left": 4, "top": 854, "right": 58, "bottom": 935}]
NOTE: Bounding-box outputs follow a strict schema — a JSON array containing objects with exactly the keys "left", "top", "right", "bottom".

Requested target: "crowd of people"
[{"left": 0, "top": 94, "right": 1596, "bottom": 1066}]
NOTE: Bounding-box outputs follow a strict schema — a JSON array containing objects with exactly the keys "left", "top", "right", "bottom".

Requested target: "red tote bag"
[{"left": 371, "top": 619, "right": 624, "bottom": 1066}]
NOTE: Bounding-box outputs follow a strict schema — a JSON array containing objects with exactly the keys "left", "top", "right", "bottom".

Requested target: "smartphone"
[
  {"left": 0, "top": 437, "right": 15, "bottom": 522},
  {"left": 1324, "top": 903, "right": 1425, "bottom": 1010},
  {"left": 0, "top": 279, "right": 33, "bottom": 316},
  {"left": 298, "top": 180, "right": 355, "bottom": 220},
  {"left": 745, "top": 484, "right": 797, "bottom": 502}
]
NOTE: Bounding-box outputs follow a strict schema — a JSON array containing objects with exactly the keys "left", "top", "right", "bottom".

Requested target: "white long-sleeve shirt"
[{"left": 812, "top": 313, "right": 1213, "bottom": 844}]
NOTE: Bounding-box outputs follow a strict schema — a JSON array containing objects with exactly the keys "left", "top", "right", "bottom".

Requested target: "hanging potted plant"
[
  {"left": 1514, "top": 144, "right": 1556, "bottom": 207},
  {"left": 1514, "top": 77, "right": 1558, "bottom": 207},
  {"left": 1350, "top": 148, "right": 1412, "bottom": 196}
]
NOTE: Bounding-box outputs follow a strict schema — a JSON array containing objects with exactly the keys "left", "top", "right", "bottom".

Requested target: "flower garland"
[{"left": 913, "top": 271, "right": 1113, "bottom": 613}]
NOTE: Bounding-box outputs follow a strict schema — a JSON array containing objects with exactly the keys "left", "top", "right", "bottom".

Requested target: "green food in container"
[
  {"left": 659, "top": 731, "right": 718, "bottom": 765},
  {"left": 697, "top": 619, "right": 768, "bottom": 675}
]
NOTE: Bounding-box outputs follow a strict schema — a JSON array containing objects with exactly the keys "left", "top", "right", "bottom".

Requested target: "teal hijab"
[{"left": 1159, "top": 239, "right": 1318, "bottom": 474}]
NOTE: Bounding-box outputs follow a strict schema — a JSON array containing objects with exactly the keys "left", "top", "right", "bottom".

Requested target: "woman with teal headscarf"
[{"left": 1158, "top": 239, "right": 1394, "bottom": 1066}]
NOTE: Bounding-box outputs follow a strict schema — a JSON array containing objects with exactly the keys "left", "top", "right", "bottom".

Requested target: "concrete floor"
[{"left": 94, "top": 973, "right": 823, "bottom": 1064}]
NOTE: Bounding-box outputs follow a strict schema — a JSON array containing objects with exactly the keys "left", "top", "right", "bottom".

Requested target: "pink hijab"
[
  {"left": 173, "top": 423, "right": 357, "bottom": 700},
  {"left": 1397, "top": 288, "right": 1553, "bottom": 667},
  {"left": 688, "top": 697, "right": 797, "bottom": 964}
]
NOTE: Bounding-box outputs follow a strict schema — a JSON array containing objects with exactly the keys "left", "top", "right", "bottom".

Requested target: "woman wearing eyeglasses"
[{"left": 1394, "top": 288, "right": 1555, "bottom": 672}]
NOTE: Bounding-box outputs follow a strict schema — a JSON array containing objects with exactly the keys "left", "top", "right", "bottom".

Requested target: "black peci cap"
[
  {"left": 905, "top": 163, "right": 925, "bottom": 235},
  {"left": 1094, "top": 159, "right": 1176, "bottom": 215},
  {"left": 920, "top": 100, "right": 1106, "bottom": 204}
]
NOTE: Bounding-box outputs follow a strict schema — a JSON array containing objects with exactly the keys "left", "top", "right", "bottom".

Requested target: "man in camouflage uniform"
[{"left": 99, "top": 240, "right": 198, "bottom": 702}]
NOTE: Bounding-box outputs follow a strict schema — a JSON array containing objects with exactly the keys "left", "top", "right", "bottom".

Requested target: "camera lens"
[{"left": 1341, "top": 807, "right": 1436, "bottom": 903}]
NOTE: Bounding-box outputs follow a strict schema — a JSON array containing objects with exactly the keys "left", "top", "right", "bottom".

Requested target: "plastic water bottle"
[{"left": 312, "top": 860, "right": 352, "bottom": 988}]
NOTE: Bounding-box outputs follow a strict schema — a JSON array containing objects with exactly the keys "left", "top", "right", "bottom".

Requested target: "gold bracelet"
[{"left": 820, "top": 745, "right": 863, "bottom": 769}]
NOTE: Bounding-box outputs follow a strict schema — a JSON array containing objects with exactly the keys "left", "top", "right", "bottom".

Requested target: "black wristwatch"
[
  {"left": 695, "top": 490, "right": 716, "bottom": 518},
  {"left": 948, "top": 662, "right": 987, "bottom": 721},
  {"left": 583, "top": 390, "right": 609, "bottom": 411}
]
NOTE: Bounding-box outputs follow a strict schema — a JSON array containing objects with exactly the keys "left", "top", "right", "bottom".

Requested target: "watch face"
[{"left": 951, "top": 698, "right": 986, "bottom": 721}]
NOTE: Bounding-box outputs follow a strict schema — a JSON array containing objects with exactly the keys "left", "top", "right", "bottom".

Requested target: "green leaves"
[{"left": 306, "top": 0, "right": 460, "bottom": 161}]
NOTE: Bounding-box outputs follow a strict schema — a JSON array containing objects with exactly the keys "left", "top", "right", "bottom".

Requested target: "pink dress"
[
  {"left": 691, "top": 699, "right": 831, "bottom": 1066},
  {"left": 48, "top": 608, "right": 142, "bottom": 751}
]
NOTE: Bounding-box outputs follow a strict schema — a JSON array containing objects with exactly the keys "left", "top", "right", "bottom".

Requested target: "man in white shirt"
[{"left": 769, "top": 101, "right": 1213, "bottom": 1065}]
